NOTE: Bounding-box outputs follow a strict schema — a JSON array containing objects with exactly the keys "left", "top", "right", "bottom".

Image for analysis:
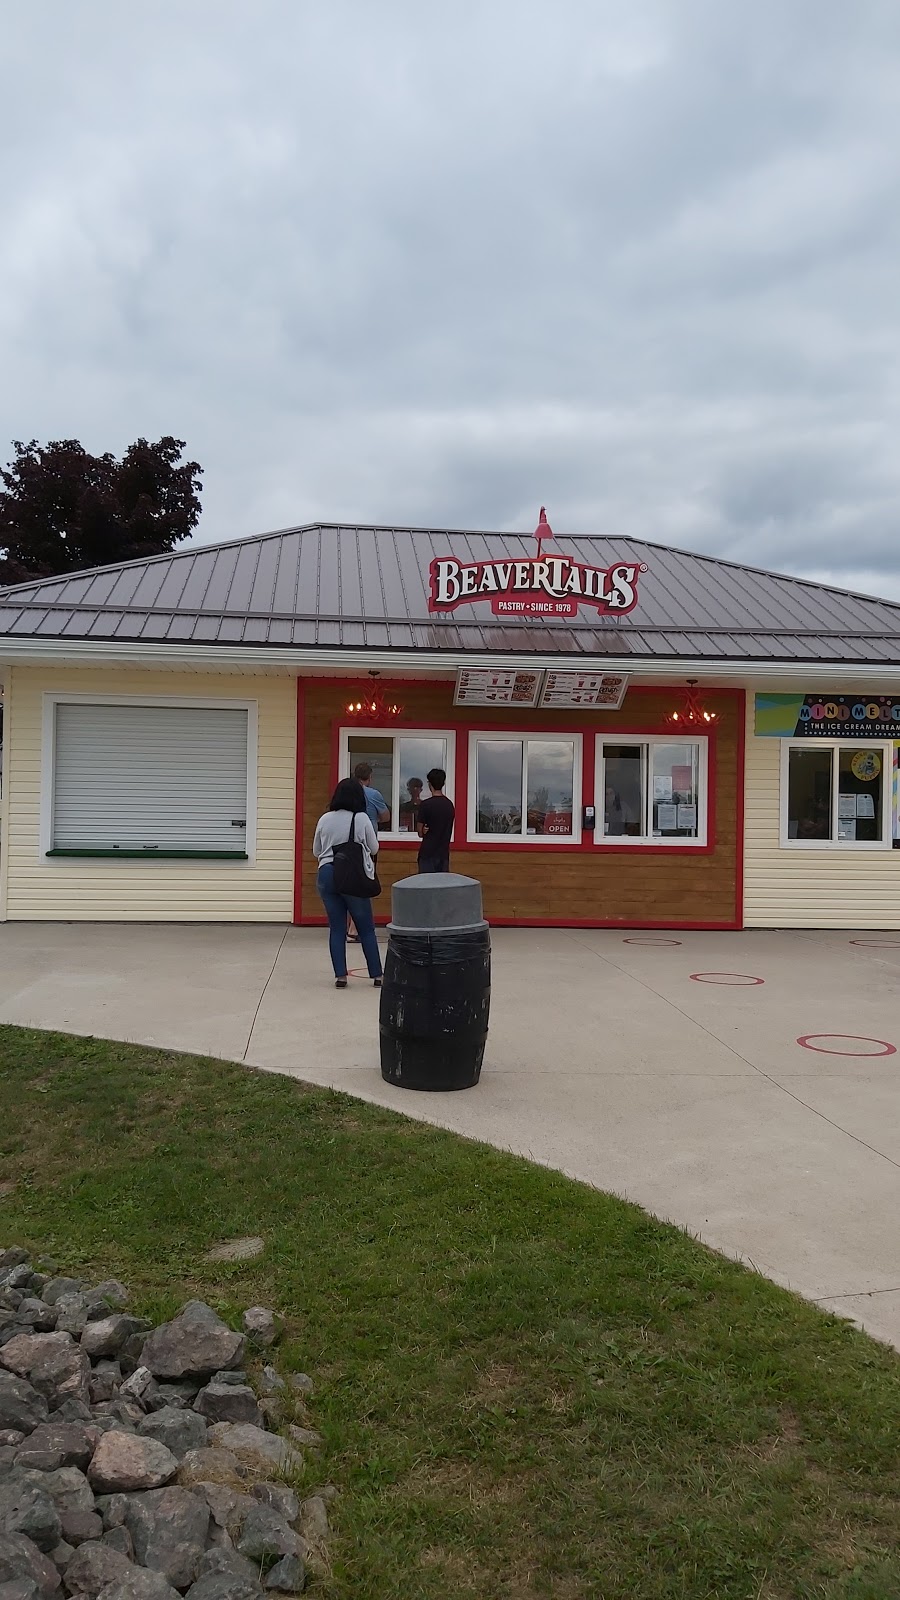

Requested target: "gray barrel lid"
[{"left": 388, "top": 872, "right": 487, "bottom": 932}]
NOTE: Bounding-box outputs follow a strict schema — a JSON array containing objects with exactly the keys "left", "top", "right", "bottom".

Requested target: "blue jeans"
[{"left": 316, "top": 863, "right": 383, "bottom": 980}]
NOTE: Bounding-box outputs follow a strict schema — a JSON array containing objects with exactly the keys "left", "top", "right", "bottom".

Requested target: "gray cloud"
[{"left": 2, "top": 0, "right": 900, "bottom": 595}]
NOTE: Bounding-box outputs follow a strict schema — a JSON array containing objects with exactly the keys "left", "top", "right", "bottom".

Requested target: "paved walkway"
[{"left": 0, "top": 923, "right": 898, "bottom": 1346}]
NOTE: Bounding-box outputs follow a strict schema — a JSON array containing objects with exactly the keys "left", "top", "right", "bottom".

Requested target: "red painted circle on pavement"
[
  {"left": 690, "top": 972, "right": 764, "bottom": 986},
  {"left": 849, "top": 939, "right": 900, "bottom": 948},
  {"left": 796, "top": 1033, "right": 896, "bottom": 1058},
  {"left": 623, "top": 937, "right": 683, "bottom": 946}
]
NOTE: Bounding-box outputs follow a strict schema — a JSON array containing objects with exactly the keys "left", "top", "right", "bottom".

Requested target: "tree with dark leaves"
[{"left": 0, "top": 436, "right": 203, "bottom": 586}]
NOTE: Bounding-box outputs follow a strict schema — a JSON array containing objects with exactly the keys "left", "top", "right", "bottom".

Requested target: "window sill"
[{"left": 46, "top": 849, "right": 250, "bottom": 860}]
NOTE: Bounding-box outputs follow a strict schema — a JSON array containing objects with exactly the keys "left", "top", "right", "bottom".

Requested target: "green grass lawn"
[{"left": 1, "top": 1026, "right": 899, "bottom": 1600}]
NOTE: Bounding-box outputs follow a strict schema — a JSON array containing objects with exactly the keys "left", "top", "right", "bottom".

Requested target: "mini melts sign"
[{"left": 755, "top": 694, "right": 900, "bottom": 738}]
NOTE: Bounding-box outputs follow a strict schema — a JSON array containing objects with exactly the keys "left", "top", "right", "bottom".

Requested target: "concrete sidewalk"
[{"left": 0, "top": 922, "right": 898, "bottom": 1347}]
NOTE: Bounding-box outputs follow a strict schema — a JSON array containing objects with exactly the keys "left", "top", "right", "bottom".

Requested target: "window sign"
[
  {"left": 756, "top": 694, "right": 900, "bottom": 738},
  {"left": 597, "top": 739, "right": 707, "bottom": 845},
  {"left": 781, "top": 740, "right": 892, "bottom": 847}
]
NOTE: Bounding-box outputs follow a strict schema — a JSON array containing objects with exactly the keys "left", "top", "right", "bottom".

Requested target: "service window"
[
  {"left": 49, "top": 701, "right": 252, "bottom": 857},
  {"left": 469, "top": 733, "right": 581, "bottom": 841},
  {"left": 340, "top": 728, "right": 455, "bottom": 839},
  {"left": 782, "top": 741, "right": 892, "bottom": 846},
  {"left": 597, "top": 738, "right": 707, "bottom": 844}
]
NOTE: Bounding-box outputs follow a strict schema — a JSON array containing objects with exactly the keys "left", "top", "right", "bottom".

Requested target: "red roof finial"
[{"left": 534, "top": 506, "right": 552, "bottom": 554}]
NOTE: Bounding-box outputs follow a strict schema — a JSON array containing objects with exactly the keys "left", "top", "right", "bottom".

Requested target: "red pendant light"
[
  {"left": 344, "top": 672, "right": 403, "bottom": 721},
  {"left": 667, "top": 679, "right": 717, "bottom": 727}
]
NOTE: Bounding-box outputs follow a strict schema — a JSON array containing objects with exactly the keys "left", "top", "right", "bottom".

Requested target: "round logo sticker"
[{"left": 850, "top": 750, "right": 881, "bottom": 781}]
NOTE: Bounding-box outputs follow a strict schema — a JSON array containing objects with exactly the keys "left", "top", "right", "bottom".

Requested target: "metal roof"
[{"left": 1, "top": 522, "right": 899, "bottom": 663}]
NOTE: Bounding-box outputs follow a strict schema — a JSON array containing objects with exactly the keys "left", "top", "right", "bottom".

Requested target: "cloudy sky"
[{"left": 3, "top": 1, "right": 900, "bottom": 594}]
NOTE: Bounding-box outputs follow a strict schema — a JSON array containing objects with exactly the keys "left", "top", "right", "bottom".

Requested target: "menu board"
[
  {"left": 540, "top": 671, "right": 629, "bottom": 710},
  {"left": 454, "top": 668, "right": 544, "bottom": 707}
]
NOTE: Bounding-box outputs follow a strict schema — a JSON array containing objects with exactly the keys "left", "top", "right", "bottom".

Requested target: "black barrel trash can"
[{"left": 379, "top": 873, "right": 490, "bottom": 1091}]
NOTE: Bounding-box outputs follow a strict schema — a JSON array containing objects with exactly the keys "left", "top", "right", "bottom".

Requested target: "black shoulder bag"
[{"left": 332, "top": 812, "right": 381, "bottom": 899}]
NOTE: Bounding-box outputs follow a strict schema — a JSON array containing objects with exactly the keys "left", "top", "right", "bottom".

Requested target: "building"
[{"left": 0, "top": 517, "right": 899, "bottom": 930}]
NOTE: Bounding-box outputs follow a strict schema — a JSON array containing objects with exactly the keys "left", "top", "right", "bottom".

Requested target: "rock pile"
[{"left": 0, "top": 1249, "right": 331, "bottom": 1600}]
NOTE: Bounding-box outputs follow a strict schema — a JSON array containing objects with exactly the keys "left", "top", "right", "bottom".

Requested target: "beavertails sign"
[{"left": 427, "top": 509, "right": 645, "bottom": 620}]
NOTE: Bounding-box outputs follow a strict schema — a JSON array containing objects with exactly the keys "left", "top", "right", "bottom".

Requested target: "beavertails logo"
[{"left": 427, "top": 509, "right": 646, "bottom": 620}]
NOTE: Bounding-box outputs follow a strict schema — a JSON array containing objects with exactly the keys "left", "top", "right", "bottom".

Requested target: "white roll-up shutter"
[{"left": 52, "top": 703, "right": 249, "bottom": 853}]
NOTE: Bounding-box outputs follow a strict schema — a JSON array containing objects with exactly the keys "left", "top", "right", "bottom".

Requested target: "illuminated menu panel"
[
  {"left": 454, "top": 668, "right": 544, "bottom": 707},
  {"left": 540, "top": 671, "right": 629, "bottom": 710}
]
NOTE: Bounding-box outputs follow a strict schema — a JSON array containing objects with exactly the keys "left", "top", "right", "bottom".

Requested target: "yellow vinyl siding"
[
  {"left": 4, "top": 667, "right": 296, "bottom": 922},
  {"left": 743, "top": 691, "right": 900, "bottom": 928}
]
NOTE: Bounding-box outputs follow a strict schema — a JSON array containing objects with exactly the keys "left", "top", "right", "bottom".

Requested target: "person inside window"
[
  {"left": 399, "top": 776, "right": 424, "bottom": 832},
  {"left": 352, "top": 762, "right": 390, "bottom": 829},
  {"left": 605, "top": 783, "right": 625, "bottom": 836}
]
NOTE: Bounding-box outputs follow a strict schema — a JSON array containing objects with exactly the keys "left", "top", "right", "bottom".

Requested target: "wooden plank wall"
[{"left": 299, "top": 681, "right": 742, "bottom": 927}]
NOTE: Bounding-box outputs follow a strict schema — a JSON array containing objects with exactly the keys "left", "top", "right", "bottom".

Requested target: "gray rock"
[
  {"left": 192, "top": 1488, "right": 253, "bottom": 1543},
  {"left": 12, "top": 1309, "right": 55, "bottom": 1337},
  {"left": 136, "top": 1413, "right": 206, "bottom": 1464},
  {"left": 254, "top": 1375, "right": 282, "bottom": 1402},
  {"left": 87, "top": 1436, "right": 178, "bottom": 1496},
  {"left": 0, "top": 1577, "right": 43, "bottom": 1600},
  {"left": 57, "top": 1515, "right": 102, "bottom": 1551},
  {"left": 98, "top": 1531, "right": 132, "bottom": 1562},
  {"left": 0, "top": 1256, "right": 28, "bottom": 1275},
  {"left": 248, "top": 1490, "right": 297, "bottom": 1528},
  {"left": 296, "top": 1500, "right": 326, "bottom": 1548},
  {"left": 0, "top": 1478, "right": 61, "bottom": 1553},
  {"left": 284, "top": 1430, "right": 320, "bottom": 1452},
  {"left": 115, "top": 1343, "right": 147, "bottom": 1384},
  {"left": 38, "top": 1288, "right": 81, "bottom": 1312},
  {"left": 0, "top": 1377, "right": 48, "bottom": 1437},
  {"left": 115, "top": 1375, "right": 149, "bottom": 1409},
  {"left": 140, "top": 1312, "right": 244, "bottom": 1386},
  {"left": 192, "top": 1391, "right": 260, "bottom": 1431},
  {"left": 0, "top": 1455, "right": 19, "bottom": 1473},
  {"left": 123, "top": 1486, "right": 209, "bottom": 1590},
  {"left": 95, "top": 1571, "right": 179, "bottom": 1600},
  {"left": 283, "top": 1379, "right": 310, "bottom": 1399},
  {"left": 0, "top": 1438, "right": 24, "bottom": 1453},
  {"left": 174, "top": 1455, "right": 244, "bottom": 1493},
  {"left": 193, "top": 1554, "right": 257, "bottom": 1589},
  {"left": 14, "top": 1428, "right": 92, "bottom": 1474},
  {"left": 0, "top": 1337, "right": 90, "bottom": 1413},
  {"left": 90, "top": 1503, "right": 124, "bottom": 1538},
  {"left": 62, "top": 1541, "right": 132, "bottom": 1596},
  {"left": 262, "top": 1557, "right": 304, "bottom": 1594},
  {"left": 185, "top": 1574, "right": 262, "bottom": 1600},
  {"left": 149, "top": 1390, "right": 197, "bottom": 1416},
  {"left": 238, "top": 1314, "right": 277, "bottom": 1352},
  {"left": 90, "top": 1290, "right": 127, "bottom": 1316},
  {"left": 202, "top": 1431, "right": 298, "bottom": 1480},
  {"left": 0, "top": 1278, "right": 32, "bottom": 1298},
  {"left": 48, "top": 1405, "right": 90, "bottom": 1429},
  {"left": 0, "top": 1533, "right": 61, "bottom": 1597},
  {"left": 253, "top": 1407, "right": 280, "bottom": 1433},
  {"left": 79, "top": 1326, "right": 146, "bottom": 1366},
  {"left": 235, "top": 1509, "right": 302, "bottom": 1568},
  {"left": 46, "top": 1546, "right": 72, "bottom": 1572},
  {"left": 87, "top": 1371, "right": 120, "bottom": 1409},
  {"left": 20, "top": 1470, "right": 94, "bottom": 1517},
  {"left": 52, "top": 1306, "right": 91, "bottom": 1344}
]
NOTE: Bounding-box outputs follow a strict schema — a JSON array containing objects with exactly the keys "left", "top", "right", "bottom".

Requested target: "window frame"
[
  {"left": 338, "top": 726, "right": 456, "bottom": 843},
  {"left": 595, "top": 735, "right": 709, "bottom": 848},
  {"left": 779, "top": 738, "right": 894, "bottom": 850},
  {"left": 467, "top": 730, "right": 583, "bottom": 845},
  {"left": 41, "top": 693, "right": 258, "bottom": 862}
]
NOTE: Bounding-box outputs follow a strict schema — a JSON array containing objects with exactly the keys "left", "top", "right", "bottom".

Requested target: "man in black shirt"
[{"left": 416, "top": 767, "right": 455, "bottom": 873}]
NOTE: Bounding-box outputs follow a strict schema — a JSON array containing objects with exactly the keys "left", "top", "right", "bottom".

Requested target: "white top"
[{"left": 313, "top": 809, "right": 380, "bottom": 865}]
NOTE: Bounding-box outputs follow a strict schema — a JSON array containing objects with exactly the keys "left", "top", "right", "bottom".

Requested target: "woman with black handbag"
[{"left": 312, "top": 778, "right": 383, "bottom": 989}]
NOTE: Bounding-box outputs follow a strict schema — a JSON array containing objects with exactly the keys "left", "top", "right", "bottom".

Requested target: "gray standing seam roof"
[{"left": 1, "top": 522, "right": 899, "bottom": 663}]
